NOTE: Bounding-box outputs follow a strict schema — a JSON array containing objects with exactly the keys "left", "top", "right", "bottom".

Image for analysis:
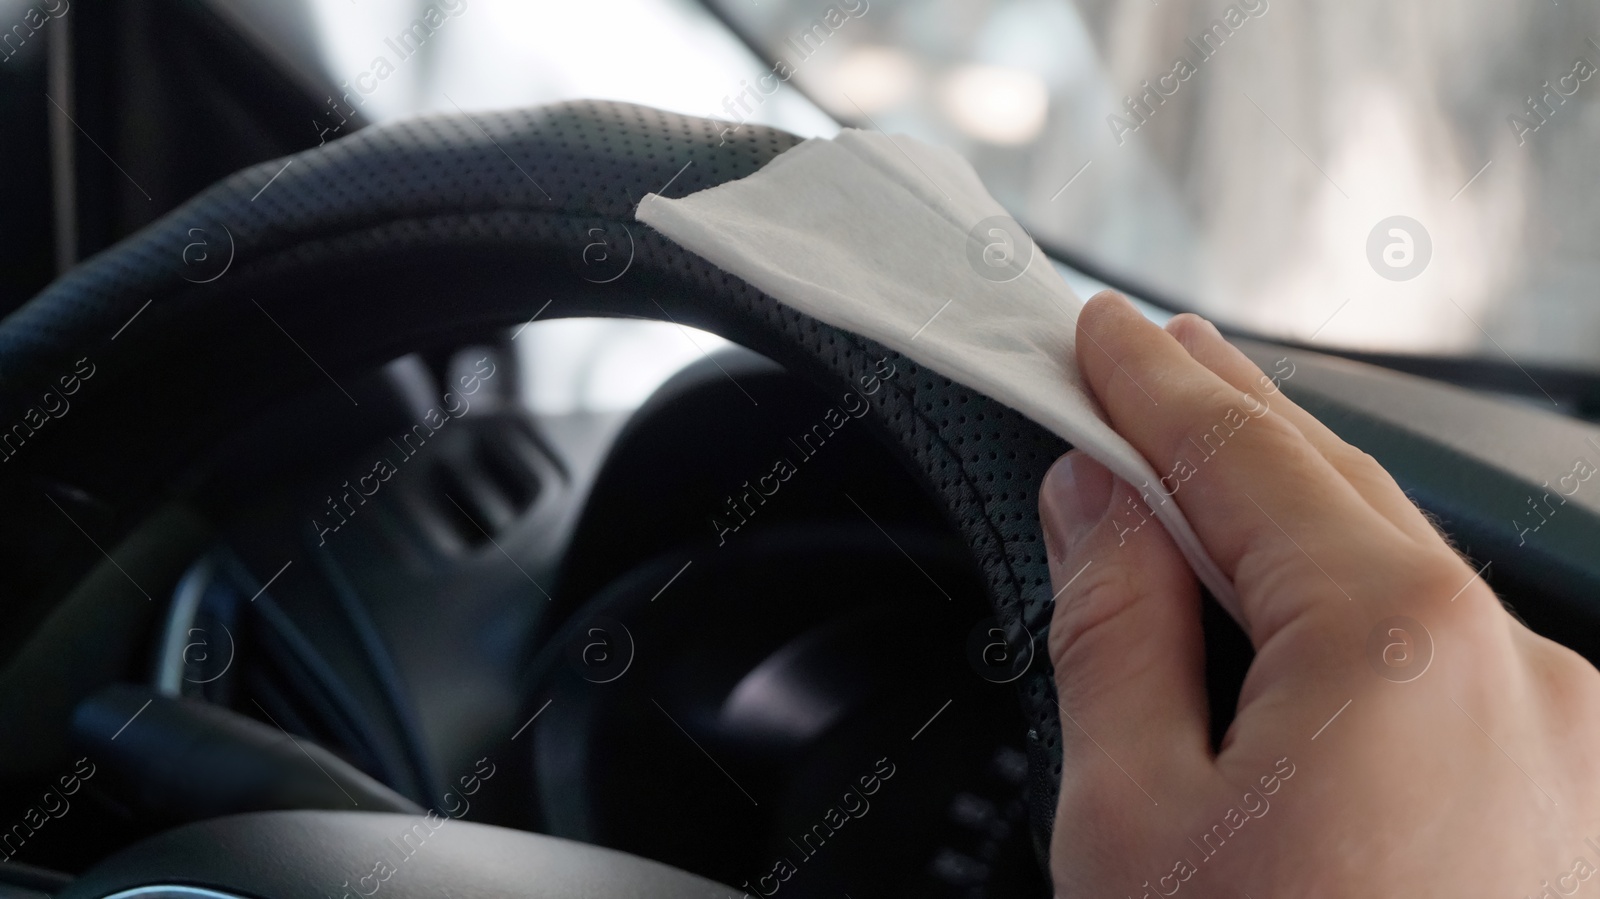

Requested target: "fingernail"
[{"left": 1040, "top": 452, "right": 1114, "bottom": 561}]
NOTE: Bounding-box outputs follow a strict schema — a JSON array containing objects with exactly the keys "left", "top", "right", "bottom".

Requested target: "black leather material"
[
  {"left": 54, "top": 810, "right": 744, "bottom": 898},
  {"left": 0, "top": 100, "right": 1069, "bottom": 859}
]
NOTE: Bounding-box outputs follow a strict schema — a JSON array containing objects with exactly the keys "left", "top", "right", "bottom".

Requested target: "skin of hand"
[{"left": 1039, "top": 290, "right": 1600, "bottom": 898}]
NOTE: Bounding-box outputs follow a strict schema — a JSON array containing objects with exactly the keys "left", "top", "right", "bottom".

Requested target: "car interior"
[{"left": 1, "top": 1, "right": 1599, "bottom": 897}]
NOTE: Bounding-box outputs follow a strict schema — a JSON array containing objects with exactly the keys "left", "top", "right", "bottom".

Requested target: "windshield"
[
  {"left": 213, "top": 0, "right": 1600, "bottom": 372},
  {"left": 700, "top": 0, "right": 1600, "bottom": 372}
]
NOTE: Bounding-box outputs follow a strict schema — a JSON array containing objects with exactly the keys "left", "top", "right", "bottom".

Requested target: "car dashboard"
[{"left": 0, "top": 331, "right": 1051, "bottom": 899}]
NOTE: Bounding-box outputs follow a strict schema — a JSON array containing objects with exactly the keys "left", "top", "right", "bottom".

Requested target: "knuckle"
[
  {"left": 1383, "top": 551, "right": 1504, "bottom": 642},
  {"left": 1398, "top": 553, "right": 1472, "bottom": 610},
  {"left": 1538, "top": 643, "right": 1600, "bottom": 715},
  {"left": 1047, "top": 564, "right": 1138, "bottom": 674},
  {"left": 1048, "top": 566, "right": 1177, "bottom": 705},
  {"left": 1162, "top": 387, "right": 1305, "bottom": 479},
  {"left": 1330, "top": 443, "right": 1397, "bottom": 485}
]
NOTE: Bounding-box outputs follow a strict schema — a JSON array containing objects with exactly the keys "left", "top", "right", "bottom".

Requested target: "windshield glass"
[
  {"left": 215, "top": 0, "right": 1600, "bottom": 371},
  {"left": 208, "top": 0, "right": 838, "bottom": 141},
  {"left": 703, "top": 0, "right": 1600, "bottom": 370}
]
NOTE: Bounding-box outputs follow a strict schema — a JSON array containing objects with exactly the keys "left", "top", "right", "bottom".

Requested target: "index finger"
[{"left": 1076, "top": 292, "right": 1409, "bottom": 637}]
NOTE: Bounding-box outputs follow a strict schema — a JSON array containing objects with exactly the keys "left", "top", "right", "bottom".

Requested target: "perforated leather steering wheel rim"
[{"left": 0, "top": 100, "right": 1071, "bottom": 866}]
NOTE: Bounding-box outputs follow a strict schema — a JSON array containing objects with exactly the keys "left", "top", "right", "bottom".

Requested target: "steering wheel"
[{"left": 0, "top": 100, "right": 1071, "bottom": 896}]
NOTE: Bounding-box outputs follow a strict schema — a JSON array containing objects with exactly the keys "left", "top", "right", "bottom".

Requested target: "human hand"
[{"left": 1038, "top": 290, "right": 1600, "bottom": 897}]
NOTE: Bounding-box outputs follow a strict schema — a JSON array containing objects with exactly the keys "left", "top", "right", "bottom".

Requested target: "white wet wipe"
[{"left": 637, "top": 128, "right": 1239, "bottom": 619}]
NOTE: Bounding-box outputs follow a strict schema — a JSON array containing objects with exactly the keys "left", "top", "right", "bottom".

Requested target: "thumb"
[{"left": 1041, "top": 451, "right": 1212, "bottom": 812}]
